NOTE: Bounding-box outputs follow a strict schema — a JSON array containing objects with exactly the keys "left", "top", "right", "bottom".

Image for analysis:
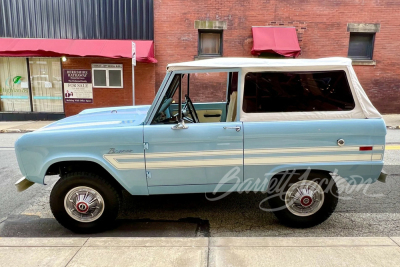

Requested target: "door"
[{"left": 143, "top": 122, "right": 243, "bottom": 187}]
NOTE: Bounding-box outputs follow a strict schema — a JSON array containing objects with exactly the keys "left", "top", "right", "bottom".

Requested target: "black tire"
[
  {"left": 50, "top": 172, "right": 121, "bottom": 233},
  {"left": 267, "top": 170, "right": 338, "bottom": 228}
]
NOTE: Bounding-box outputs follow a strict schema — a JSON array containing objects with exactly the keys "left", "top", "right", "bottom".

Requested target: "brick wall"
[
  {"left": 154, "top": 0, "right": 400, "bottom": 113},
  {"left": 62, "top": 58, "right": 155, "bottom": 116},
  {"left": 176, "top": 72, "right": 228, "bottom": 103}
]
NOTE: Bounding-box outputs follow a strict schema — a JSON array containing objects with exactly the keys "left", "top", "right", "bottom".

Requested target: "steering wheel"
[{"left": 183, "top": 94, "right": 199, "bottom": 123}]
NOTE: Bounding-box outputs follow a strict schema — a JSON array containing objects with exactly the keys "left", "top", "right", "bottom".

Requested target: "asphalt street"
[{"left": 0, "top": 131, "right": 399, "bottom": 237}]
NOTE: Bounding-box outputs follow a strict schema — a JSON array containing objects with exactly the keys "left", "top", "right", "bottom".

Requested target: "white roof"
[
  {"left": 167, "top": 57, "right": 382, "bottom": 121},
  {"left": 167, "top": 57, "right": 353, "bottom": 71}
]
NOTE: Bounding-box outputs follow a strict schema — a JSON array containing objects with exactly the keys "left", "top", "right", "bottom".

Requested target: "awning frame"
[{"left": 0, "top": 38, "right": 157, "bottom": 63}]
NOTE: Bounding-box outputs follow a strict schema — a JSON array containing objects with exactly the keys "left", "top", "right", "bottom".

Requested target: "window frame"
[
  {"left": 144, "top": 68, "right": 242, "bottom": 125},
  {"left": 348, "top": 32, "right": 375, "bottom": 61},
  {"left": 198, "top": 29, "right": 223, "bottom": 57},
  {"left": 91, "top": 64, "right": 123, "bottom": 88}
]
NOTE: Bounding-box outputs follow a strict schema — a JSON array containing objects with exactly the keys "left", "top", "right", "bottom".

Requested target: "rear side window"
[{"left": 243, "top": 71, "right": 355, "bottom": 113}]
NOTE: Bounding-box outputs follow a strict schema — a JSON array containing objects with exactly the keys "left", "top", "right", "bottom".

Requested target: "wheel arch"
[
  {"left": 264, "top": 162, "right": 377, "bottom": 185},
  {"left": 45, "top": 160, "right": 126, "bottom": 192},
  {"left": 266, "top": 168, "right": 332, "bottom": 188},
  {"left": 269, "top": 168, "right": 332, "bottom": 179}
]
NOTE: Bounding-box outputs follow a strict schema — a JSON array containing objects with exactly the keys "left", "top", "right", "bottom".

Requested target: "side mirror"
[{"left": 171, "top": 120, "right": 188, "bottom": 130}]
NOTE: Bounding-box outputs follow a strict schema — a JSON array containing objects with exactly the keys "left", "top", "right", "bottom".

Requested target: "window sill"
[
  {"left": 351, "top": 60, "right": 376, "bottom": 66},
  {"left": 194, "top": 55, "right": 222, "bottom": 60},
  {"left": 93, "top": 87, "right": 124, "bottom": 89}
]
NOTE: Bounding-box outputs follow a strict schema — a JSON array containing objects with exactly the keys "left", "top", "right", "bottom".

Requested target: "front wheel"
[
  {"left": 50, "top": 172, "right": 121, "bottom": 233},
  {"left": 267, "top": 171, "right": 338, "bottom": 228}
]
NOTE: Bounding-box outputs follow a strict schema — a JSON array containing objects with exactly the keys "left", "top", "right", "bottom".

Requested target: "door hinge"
[
  {"left": 146, "top": 171, "right": 151, "bottom": 179},
  {"left": 143, "top": 142, "right": 149, "bottom": 150}
]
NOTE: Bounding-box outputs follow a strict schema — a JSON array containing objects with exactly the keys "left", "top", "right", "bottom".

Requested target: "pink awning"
[
  {"left": 0, "top": 38, "right": 157, "bottom": 63},
  {"left": 251, "top": 27, "right": 301, "bottom": 58}
]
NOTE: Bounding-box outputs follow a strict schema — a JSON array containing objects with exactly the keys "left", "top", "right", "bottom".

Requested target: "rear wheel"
[
  {"left": 267, "top": 171, "right": 338, "bottom": 228},
  {"left": 50, "top": 172, "right": 121, "bottom": 233}
]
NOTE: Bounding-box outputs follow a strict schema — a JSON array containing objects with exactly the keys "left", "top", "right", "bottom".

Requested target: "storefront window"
[
  {"left": 29, "top": 58, "right": 63, "bottom": 112},
  {"left": 0, "top": 58, "right": 30, "bottom": 112}
]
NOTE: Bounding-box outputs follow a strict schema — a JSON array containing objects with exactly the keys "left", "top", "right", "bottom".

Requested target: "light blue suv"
[{"left": 15, "top": 57, "right": 387, "bottom": 232}]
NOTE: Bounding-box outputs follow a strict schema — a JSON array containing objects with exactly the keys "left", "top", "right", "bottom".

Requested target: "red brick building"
[
  {"left": 154, "top": 0, "right": 399, "bottom": 113},
  {"left": 0, "top": 0, "right": 157, "bottom": 121},
  {"left": 1, "top": 0, "right": 398, "bottom": 120},
  {"left": 62, "top": 58, "right": 155, "bottom": 117}
]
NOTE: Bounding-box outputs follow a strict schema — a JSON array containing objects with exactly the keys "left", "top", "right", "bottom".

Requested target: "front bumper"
[{"left": 15, "top": 177, "right": 34, "bottom": 192}]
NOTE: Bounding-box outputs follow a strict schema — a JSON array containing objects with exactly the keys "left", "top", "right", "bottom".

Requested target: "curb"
[
  {"left": 0, "top": 129, "right": 35, "bottom": 133},
  {"left": 386, "top": 126, "right": 400, "bottom": 129}
]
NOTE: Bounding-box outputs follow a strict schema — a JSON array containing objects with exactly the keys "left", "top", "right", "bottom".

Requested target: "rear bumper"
[
  {"left": 378, "top": 170, "right": 388, "bottom": 183},
  {"left": 15, "top": 177, "right": 34, "bottom": 192}
]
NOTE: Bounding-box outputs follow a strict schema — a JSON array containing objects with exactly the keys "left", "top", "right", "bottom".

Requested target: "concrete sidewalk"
[
  {"left": 382, "top": 114, "right": 400, "bottom": 128},
  {"left": 0, "top": 237, "right": 400, "bottom": 267},
  {"left": 0, "top": 121, "right": 55, "bottom": 133}
]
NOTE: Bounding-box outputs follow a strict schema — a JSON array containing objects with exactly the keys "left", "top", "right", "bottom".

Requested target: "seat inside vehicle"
[{"left": 226, "top": 91, "right": 237, "bottom": 122}]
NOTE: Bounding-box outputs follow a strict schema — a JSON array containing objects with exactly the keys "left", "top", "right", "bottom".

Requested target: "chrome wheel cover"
[
  {"left": 64, "top": 186, "right": 105, "bottom": 223},
  {"left": 285, "top": 180, "right": 325, "bottom": 217}
]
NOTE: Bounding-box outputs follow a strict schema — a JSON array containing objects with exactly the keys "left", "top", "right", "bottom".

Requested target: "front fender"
[
  {"left": 23, "top": 153, "right": 148, "bottom": 195},
  {"left": 15, "top": 125, "right": 148, "bottom": 195}
]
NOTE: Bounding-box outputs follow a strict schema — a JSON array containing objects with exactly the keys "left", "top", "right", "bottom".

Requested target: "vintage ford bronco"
[{"left": 15, "top": 57, "right": 386, "bottom": 232}]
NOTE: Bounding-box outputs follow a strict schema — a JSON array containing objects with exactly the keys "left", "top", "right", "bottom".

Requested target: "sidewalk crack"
[
  {"left": 0, "top": 217, "right": 7, "bottom": 224},
  {"left": 389, "top": 236, "right": 400, "bottom": 247},
  {"left": 64, "top": 238, "right": 89, "bottom": 267},
  {"left": 206, "top": 237, "right": 210, "bottom": 267}
]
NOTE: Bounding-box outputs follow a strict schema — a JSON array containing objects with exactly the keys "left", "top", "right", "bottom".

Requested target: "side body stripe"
[{"left": 103, "top": 145, "right": 384, "bottom": 170}]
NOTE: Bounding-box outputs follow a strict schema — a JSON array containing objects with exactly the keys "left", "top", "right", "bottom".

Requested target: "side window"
[
  {"left": 242, "top": 71, "right": 355, "bottom": 113},
  {"left": 152, "top": 71, "right": 238, "bottom": 124},
  {"left": 180, "top": 72, "right": 227, "bottom": 103}
]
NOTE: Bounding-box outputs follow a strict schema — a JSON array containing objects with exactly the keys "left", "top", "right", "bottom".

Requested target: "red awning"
[
  {"left": 251, "top": 27, "right": 301, "bottom": 58},
  {"left": 0, "top": 38, "right": 157, "bottom": 63}
]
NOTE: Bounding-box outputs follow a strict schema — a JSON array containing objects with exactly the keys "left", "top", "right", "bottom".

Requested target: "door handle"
[
  {"left": 204, "top": 114, "right": 221, "bottom": 118},
  {"left": 223, "top": 126, "right": 241, "bottom": 132}
]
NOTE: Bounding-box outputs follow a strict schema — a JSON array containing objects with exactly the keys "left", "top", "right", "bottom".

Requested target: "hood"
[{"left": 38, "top": 105, "right": 151, "bottom": 132}]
